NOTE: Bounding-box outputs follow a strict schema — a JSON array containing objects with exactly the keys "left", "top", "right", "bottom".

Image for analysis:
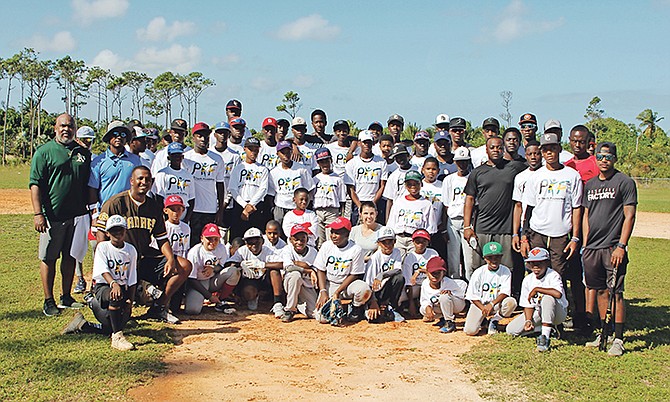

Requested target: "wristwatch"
[{"left": 616, "top": 242, "right": 627, "bottom": 250}]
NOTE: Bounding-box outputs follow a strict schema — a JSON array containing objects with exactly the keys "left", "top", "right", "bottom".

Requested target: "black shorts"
[
  {"left": 138, "top": 256, "right": 168, "bottom": 286},
  {"left": 237, "top": 276, "right": 272, "bottom": 292},
  {"left": 94, "top": 283, "right": 129, "bottom": 309},
  {"left": 582, "top": 247, "right": 627, "bottom": 293}
]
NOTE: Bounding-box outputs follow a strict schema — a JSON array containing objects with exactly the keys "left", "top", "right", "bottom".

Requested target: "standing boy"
[
  {"left": 344, "top": 130, "right": 388, "bottom": 224},
  {"left": 442, "top": 147, "right": 473, "bottom": 279},
  {"left": 313, "top": 148, "right": 347, "bottom": 246}
]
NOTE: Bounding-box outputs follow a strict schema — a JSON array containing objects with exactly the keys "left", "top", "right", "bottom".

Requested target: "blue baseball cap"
[
  {"left": 214, "top": 121, "right": 231, "bottom": 131},
  {"left": 167, "top": 142, "right": 185, "bottom": 154},
  {"left": 434, "top": 130, "right": 451, "bottom": 143}
]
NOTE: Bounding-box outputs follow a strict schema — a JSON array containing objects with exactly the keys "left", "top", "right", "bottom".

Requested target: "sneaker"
[
  {"left": 281, "top": 310, "right": 295, "bottom": 323},
  {"left": 391, "top": 309, "right": 406, "bottom": 323},
  {"left": 145, "top": 304, "right": 163, "bottom": 319},
  {"left": 347, "top": 306, "right": 365, "bottom": 322},
  {"left": 58, "top": 295, "right": 84, "bottom": 309},
  {"left": 488, "top": 319, "right": 499, "bottom": 335},
  {"left": 586, "top": 333, "right": 614, "bottom": 348},
  {"left": 83, "top": 291, "right": 94, "bottom": 305},
  {"left": 43, "top": 298, "right": 60, "bottom": 316},
  {"left": 432, "top": 317, "right": 446, "bottom": 327},
  {"left": 439, "top": 320, "right": 457, "bottom": 334},
  {"left": 215, "top": 303, "right": 236, "bottom": 314},
  {"left": 271, "top": 302, "right": 285, "bottom": 318},
  {"left": 607, "top": 338, "right": 625, "bottom": 356},
  {"left": 247, "top": 296, "right": 259, "bottom": 311},
  {"left": 73, "top": 277, "right": 87, "bottom": 294},
  {"left": 61, "top": 311, "right": 87, "bottom": 335},
  {"left": 160, "top": 309, "right": 181, "bottom": 324},
  {"left": 536, "top": 334, "right": 550, "bottom": 352},
  {"left": 111, "top": 331, "right": 135, "bottom": 351}
]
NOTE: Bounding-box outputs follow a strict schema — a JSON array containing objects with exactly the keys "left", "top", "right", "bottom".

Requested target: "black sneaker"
[
  {"left": 281, "top": 310, "right": 295, "bottom": 323},
  {"left": 58, "top": 295, "right": 84, "bottom": 309},
  {"left": 43, "top": 298, "right": 60, "bottom": 316},
  {"left": 347, "top": 306, "right": 365, "bottom": 323}
]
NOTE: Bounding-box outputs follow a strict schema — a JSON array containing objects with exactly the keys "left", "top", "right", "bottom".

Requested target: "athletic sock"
[
  {"left": 541, "top": 325, "right": 552, "bottom": 338},
  {"left": 109, "top": 309, "right": 123, "bottom": 333},
  {"left": 614, "top": 323, "right": 624, "bottom": 340},
  {"left": 220, "top": 283, "right": 236, "bottom": 299},
  {"left": 273, "top": 295, "right": 284, "bottom": 305}
]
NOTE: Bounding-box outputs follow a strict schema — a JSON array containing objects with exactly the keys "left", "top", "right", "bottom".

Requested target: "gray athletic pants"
[
  {"left": 505, "top": 296, "right": 568, "bottom": 336},
  {"left": 283, "top": 271, "right": 317, "bottom": 317},
  {"left": 184, "top": 267, "right": 240, "bottom": 315},
  {"left": 463, "top": 296, "right": 517, "bottom": 336},
  {"left": 420, "top": 293, "right": 467, "bottom": 321}
]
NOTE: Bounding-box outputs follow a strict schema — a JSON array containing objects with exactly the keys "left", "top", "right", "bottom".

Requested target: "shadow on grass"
[
  {"left": 624, "top": 297, "right": 670, "bottom": 350},
  {"left": 0, "top": 308, "right": 45, "bottom": 321}
]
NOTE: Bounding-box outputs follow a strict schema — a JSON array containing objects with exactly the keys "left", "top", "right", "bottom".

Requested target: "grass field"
[
  {"left": 462, "top": 236, "right": 670, "bottom": 401},
  {"left": 0, "top": 164, "right": 30, "bottom": 189}
]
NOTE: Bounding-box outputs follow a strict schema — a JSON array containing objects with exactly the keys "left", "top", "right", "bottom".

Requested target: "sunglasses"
[
  {"left": 111, "top": 131, "right": 127, "bottom": 138},
  {"left": 596, "top": 153, "right": 615, "bottom": 161},
  {"left": 520, "top": 124, "right": 537, "bottom": 129}
]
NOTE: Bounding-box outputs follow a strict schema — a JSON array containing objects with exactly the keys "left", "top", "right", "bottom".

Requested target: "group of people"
[{"left": 30, "top": 101, "right": 636, "bottom": 355}]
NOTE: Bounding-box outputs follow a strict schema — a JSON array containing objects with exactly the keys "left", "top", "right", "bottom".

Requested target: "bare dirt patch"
[{"left": 0, "top": 189, "right": 33, "bottom": 214}]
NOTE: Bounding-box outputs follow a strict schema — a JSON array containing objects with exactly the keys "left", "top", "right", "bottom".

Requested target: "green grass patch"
[
  {"left": 461, "top": 237, "right": 670, "bottom": 401},
  {"left": 636, "top": 180, "right": 670, "bottom": 213},
  {"left": 0, "top": 164, "right": 29, "bottom": 189},
  {"left": 0, "top": 214, "right": 172, "bottom": 401}
]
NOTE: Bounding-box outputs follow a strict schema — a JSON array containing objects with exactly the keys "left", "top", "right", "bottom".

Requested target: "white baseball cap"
[
  {"left": 376, "top": 227, "right": 396, "bottom": 241},
  {"left": 105, "top": 215, "right": 127, "bottom": 231},
  {"left": 358, "top": 129, "right": 374, "bottom": 142},
  {"left": 76, "top": 126, "right": 95, "bottom": 139},
  {"left": 435, "top": 114, "right": 450, "bottom": 125},
  {"left": 453, "top": 146, "right": 471, "bottom": 161},
  {"left": 291, "top": 117, "right": 307, "bottom": 127},
  {"left": 243, "top": 227, "right": 263, "bottom": 239}
]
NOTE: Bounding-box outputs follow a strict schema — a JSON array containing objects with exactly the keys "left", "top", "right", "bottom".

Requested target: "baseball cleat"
[
  {"left": 271, "top": 302, "right": 285, "bottom": 318},
  {"left": 43, "top": 298, "right": 61, "bottom": 317},
  {"left": 61, "top": 311, "right": 87, "bottom": 335},
  {"left": 439, "top": 320, "right": 457, "bottom": 333},
  {"left": 58, "top": 295, "right": 84, "bottom": 309},
  {"left": 536, "top": 335, "right": 551, "bottom": 352}
]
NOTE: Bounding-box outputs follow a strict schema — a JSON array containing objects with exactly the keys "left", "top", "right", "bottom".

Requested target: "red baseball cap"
[
  {"left": 290, "top": 223, "right": 313, "bottom": 237},
  {"left": 192, "top": 122, "right": 210, "bottom": 135},
  {"left": 326, "top": 217, "right": 352, "bottom": 231},
  {"left": 412, "top": 229, "right": 431, "bottom": 241},
  {"left": 202, "top": 223, "right": 221, "bottom": 238},
  {"left": 164, "top": 195, "right": 185, "bottom": 208},
  {"left": 262, "top": 117, "right": 277, "bottom": 128},
  {"left": 426, "top": 256, "right": 447, "bottom": 274}
]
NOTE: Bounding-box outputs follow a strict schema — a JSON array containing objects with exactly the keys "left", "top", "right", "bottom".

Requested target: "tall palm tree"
[{"left": 636, "top": 109, "right": 664, "bottom": 140}]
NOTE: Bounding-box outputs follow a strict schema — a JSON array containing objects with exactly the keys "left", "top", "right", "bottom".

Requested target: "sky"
[{"left": 2, "top": 0, "right": 670, "bottom": 133}]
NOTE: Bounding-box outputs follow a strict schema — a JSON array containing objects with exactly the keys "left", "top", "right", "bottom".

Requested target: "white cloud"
[
  {"left": 275, "top": 14, "right": 340, "bottom": 41},
  {"left": 293, "top": 75, "right": 315, "bottom": 89},
  {"left": 91, "top": 49, "right": 132, "bottom": 72},
  {"left": 90, "top": 44, "right": 202, "bottom": 74},
  {"left": 25, "top": 31, "right": 76, "bottom": 52},
  {"left": 72, "top": 0, "right": 129, "bottom": 23},
  {"left": 137, "top": 17, "right": 196, "bottom": 42},
  {"left": 250, "top": 77, "right": 279, "bottom": 92},
  {"left": 211, "top": 54, "right": 241, "bottom": 69},
  {"left": 482, "top": 0, "right": 564, "bottom": 43}
]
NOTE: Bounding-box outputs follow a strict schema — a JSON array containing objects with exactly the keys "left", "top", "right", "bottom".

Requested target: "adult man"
[
  {"left": 387, "top": 114, "right": 404, "bottom": 144},
  {"left": 518, "top": 113, "right": 539, "bottom": 157},
  {"left": 471, "top": 117, "right": 500, "bottom": 168},
  {"left": 344, "top": 130, "right": 388, "bottom": 224},
  {"left": 210, "top": 121, "right": 241, "bottom": 230},
  {"left": 31, "top": 113, "right": 91, "bottom": 316},
  {"left": 183, "top": 122, "right": 226, "bottom": 245},
  {"left": 258, "top": 117, "right": 280, "bottom": 170},
  {"left": 502, "top": 127, "right": 525, "bottom": 162},
  {"left": 97, "top": 166, "right": 191, "bottom": 324},
  {"left": 75, "top": 125, "right": 96, "bottom": 155},
  {"left": 543, "top": 119, "right": 573, "bottom": 163},
  {"left": 463, "top": 137, "right": 526, "bottom": 270},
  {"left": 435, "top": 113, "right": 450, "bottom": 131},
  {"left": 429, "top": 130, "right": 456, "bottom": 180},
  {"left": 448, "top": 117, "right": 471, "bottom": 152},
  {"left": 228, "top": 118, "right": 247, "bottom": 156},
  {"left": 89, "top": 121, "right": 142, "bottom": 210},
  {"left": 521, "top": 131, "right": 585, "bottom": 329},
  {"left": 305, "top": 109, "right": 333, "bottom": 145},
  {"left": 126, "top": 125, "right": 151, "bottom": 168},
  {"left": 151, "top": 118, "right": 190, "bottom": 176},
  {"left": 225, "top": 99, "right": 251, "bottom": 140},
  {"left": 276, "top": 118, "right": 291, "bottom": 142},
  {"left": 289, "top": 117, "right": 317, "bottom": 171},
  {"left": 582, "top": 142, "right": 637, "bottom": 356},
  {"left": 145, "top": 128, "right": 159, "bottom": 153}
]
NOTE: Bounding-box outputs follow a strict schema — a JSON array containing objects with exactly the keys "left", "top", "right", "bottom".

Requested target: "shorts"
[
  {"left": 138, "top": 256, "right": 168, "bottom": 286},
  {"left": 93, "top": 283, "right": 129, "bottom": 309},
  {"left": 38, "top": 218, "right": 75, "bottom": 261},
  {"left": 237, "top": 276, "right": 272, "bottom": 293},
  {"left": 582, "top": 247, "right": 627, "bottom": 293}
]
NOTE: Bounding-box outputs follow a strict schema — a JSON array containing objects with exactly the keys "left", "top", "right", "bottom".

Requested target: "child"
[
  {"left": 421, "top": 157, "right": 447, "bottom": 258},
  {"left": 152, "top": 142, "right": 195, "bottom": 222},
  {"left": 382, "top": 143, "right": 413, "bottom": 220},
  {"left": 61, "top": 215, "right": 138, "bottom": 351},
  {"left": 314, "top": 217, "right": 372, "bottom": 323},
  {"left": 420, "top": 256, "right": 467, "bottom": 334},
  {"left": 400, "top": 229, "right": 439, "bottom": 317},
  {"left": 386, "top": 171, "right": 438, "bottom": 257},
  {"left": 326, "top": 120, "right": 358, "bottom": 178},
  {"left": 263, "top": 220, "right": 287, "bottom": 254},
  {"left": 279, "top": 224, "right": 319, "bottom": 322},
  {"left": 506, "top": 247, "right": 568, "bottom": 352},
  {"left": 227, "top": 237, "right": 245, "bottom": 258},
  {"left": 269, "top": 140, "right": 315, "bottom": 222},
  {"left": 184, "top": 224, "right": 240, "bottom": 315},
  {"left": 162, "top": 195, "right": 191, "bottom": 258},
  {"left": 464, "top": 242, "right": 518, "bottom": 336},
  {"left": 282, "top": 188, "right": 320, "bottom": 247},
  {"left": 313, "top": 147, "right": 347, "bottom": 246},
  {"left": 364, "top": 227, "right": 405, "bottom": 323}
]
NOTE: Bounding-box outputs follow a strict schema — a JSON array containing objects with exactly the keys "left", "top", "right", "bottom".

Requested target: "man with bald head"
[{"left": 30, "top": 114, "right": 92, "bottom": 316}]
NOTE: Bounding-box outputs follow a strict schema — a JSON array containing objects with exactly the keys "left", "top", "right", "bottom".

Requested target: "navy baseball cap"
[
  {"left": 449, "top": 117, "right": 466, "bottom": 130},
  {"left": 434, "top": 130, "right": 451, "bottom": 143},
  {"left": 368, "top": 121, "right": 383, "bottom": 130},
  {"left": 314, "top": 147, "right": 332, "bottom": 161},
  {"left": 226, "top": 99, "right": 242, "bottom": 111},
  {"left": 244, "top": 137, "right": 260, "bottom": 147}
]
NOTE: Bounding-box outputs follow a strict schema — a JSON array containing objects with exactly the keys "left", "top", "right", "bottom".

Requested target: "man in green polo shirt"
[{"left": 30, "top": 113, "right": 91, "bottom": 316}]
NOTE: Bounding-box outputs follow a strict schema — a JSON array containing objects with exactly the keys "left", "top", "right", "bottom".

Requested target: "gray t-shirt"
[{"left": 350, "top": 224, "right": 384, "bottom": 258}]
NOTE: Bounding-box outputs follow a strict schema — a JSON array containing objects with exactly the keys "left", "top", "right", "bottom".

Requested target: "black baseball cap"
[
  {"left": 244, "top": 137, "right": 261, "bottom": 148},
  {"left": 333, "top": 119, "right": 349, "bottom": 130},
  {"left": 449, "top": 117, "right": 466, "bottom": 130},
  {"left": 171, "top": 118, "right": 188, "bottom": 132},
  {"left": 482, "top": 117, "right": 500, "bottom": 130}
]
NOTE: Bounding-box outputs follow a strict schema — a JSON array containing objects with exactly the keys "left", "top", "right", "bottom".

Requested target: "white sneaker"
[
  {"left": 247, "top": 296, "right": 259, "bottom": 311},
  {"left": 488, "top": 320, "right": 499, "bottom": 335},
  {"left": 160, "top": 309, "right": 181, "bottom": 324},
  {"left": 608, "top": 338, "right": 625, "bottom": 356},
  {"left": 271, "top": 302, "right": 284, "bottom": 318},
  {"left": 111, "top": 331, "right": 135, "bottom": 351}
]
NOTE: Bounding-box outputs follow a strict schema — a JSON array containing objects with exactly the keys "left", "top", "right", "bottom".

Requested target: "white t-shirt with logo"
[
  {"left": 187, "top": 243, "right": 229, "bottom": 280},
  {"left": 512, "top": 167, "right": 535, "bottom": 230},
  {"left": 466, "top": 264, "right": 512, "bottom": 304},
  {"left": 326, "top": 142, "right": 358, "bottom": 178},
  {"left": 153, "top": 165, "right": 196, "bottom": 215},
  {"left": 263, "top": 235, "right": 287, "bottom": 255},
  {"left": 420, "top": 277, "right": 467, "bottom": 310},
  {"left": 150, "top": 144, "right": 192, "bottom": 177},
  {"left": 92, "top": 241, "right": 138, "bottom": 287},
  {"left": 165, "top": 220, "right": 191, "bottom": 258},
  {"left": 344, "top": 155, "right": 388, "bottom": 202},
  {"left": 402, "top": 248, "right": 439, "bottom": 286},
  {"left": 183, "top": 150, "right": 226, "bottom": 214},
  {"left": 382, "top": 166, "right": 413, "bottom": 201},
  {"left": 421, "top": 179, "right": 444, "bottom": 222},
  {"left": 282, "top": 209, "right": 319, "bottom": 247},
  {"left": 386, "top": 195, "right": 438, "bottom": 234},
  {"left": 519, "top": 267, "right": 568, "bottom": 309},
  {"left": 280, "top": 243, "right": 318, "bottom": 287},
  {"left": 314, "top": 240, "right": 365, "bottom": 285},
  {"left": 268, "top": 163, "right": 315, "bottom": 209},
  {"left": 297, "top": 142, "right": 318, "bottom": 171},
  {"left": 258, "top": 141, "right": 280, "bottom": 170},
  {"left": 364, "top": 248, "right": 402, "bottom": 287},
  {"left": 226, "top": 244, "right": 276, "bottom": 265},
  {"left": 442, "top": 172, "right": 469, "bottom": 221},
  {"left": 210, "top": 146, "right": 241, "bottom": 209},
  {"left": 227, "top": 140, "right": 244, "bottom": 156},
  {"left": 470, "top": 145, "right": 488, "bottom": 168},
  {"left": 313, "top": 172, "right": 347, "bottom": 209},
  {"left": 229, "top": 161, "right": 270, "bottom": 207}
]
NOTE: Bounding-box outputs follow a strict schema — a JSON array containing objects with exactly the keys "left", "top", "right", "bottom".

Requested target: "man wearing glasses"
[
  {"left": 448, "top": 117, "right": 472, "bottom": 153},
  {"left": 518, "top": 113, "right": 539, "bottom": 158}
]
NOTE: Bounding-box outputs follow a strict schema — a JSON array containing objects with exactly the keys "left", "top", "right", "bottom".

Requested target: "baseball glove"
[
  {"left": 320, "top": 298, "right": 345, "bottom": 326},
  {"left": 240, "top": 260, "right": 266, "bottom": 279}
]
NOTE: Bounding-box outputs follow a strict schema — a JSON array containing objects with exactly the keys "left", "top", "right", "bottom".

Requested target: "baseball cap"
[
  {"left": 103, "top": 120, "right": 131, "bottom": 143},
  {"left": 595, "top": 141, "right": 618, "bottom": 157},
  {"left": 539, "top": 132, "right": 560, "bottom": 147},
  {"left": 453, "top": 146, "right": 471, "bottom": 161},
  {"left": 519, "top": 113, "right": 537, "bottom": 125},
  {"left": 405, "top": 170, "right": 423, "bottom": 182},
  {"left": 314, "top": 147, "right": 332, "bottom": 161},
  {"left": 76, "top": 126, "right": 95, "bottom": 139},
  {"left": 127, "top": 119, "right": 144, "bottom": 131},
  {"left": 192, "top": 122, "right": 210, "bottom": 135},
  {"left": 333, "top": 119, "right": 349, "bottom": 130},
  {"left": 277, "top": 118, "right": 290, "bottom": 127},
  {"left": 144, "top": 128, "right": 159, "bottom": 139},
  {"left": 387, "top": 114, "right": 404, "bottom": 125},
  {"left": 292, "top": 116, "right": 307, "bottom": 127},
  {"left": 164, "top": 194, "right": 185, "bottom": 208},
  {"left": 368, "top": 121, "right": 383, "bottom": 131},
  {"left": 544, "top": 119, "right": 562, "bottom": 131},
  {"left": 171, "top": 118, "right": 188, "bottom": 132},
  {"left": 202, "top": 223, "right": 222, "bottom": 238},
  {"left": 326, "top": 216, "right": 352, "bottom": 231},
  {"left": 482, "top": 117, "right": 500, "bottom": 130},
  {"left": 391, "top": 143, "right": 410, "bottom": 158},
  {"left": 358, "top": 130, "right": 374, "bottom": 142},
  {"left": 214, "top": 121, "right": 231, "bottom": 132},
  {"left": 426, "top": 256, "right": 447, "bottom": 274},
  {"left": 449, "top": 117, "right": 466, "bottom": 130},
  {"left": 525, "top": 247, "right": 550, "bottom": 262},
  {"left": 412, "top": 229, "right": 431, "bottom": 241},
  {"left": 414, "top": 131, "right": 431, "bottom": 141},
  {"left": 290, "top": 223, "right": 313, "bottom": 237},
  {"left": 131, "top": 126, "right": 147, "bottom": 139},
  {"left": 482, "top": 241, "right": 504, "bottom": 257},
  {"left": 244, "top": 137, "right": 261, "bottom": 148},
  {"left": 167, "top": 142, "right": 185, "bottom": 154},
  {"left": 243, "top": 227, "right": 263, "bottom": 239},
  {"left": 105, "top": 214, "right": 127, "bottom": 231},
  {"left": 276, "top": 140, "right": 292, "bottom": 152},
  {"left": 435, "top": 114, "right": 450, "bottom": 126},
  {"left": 262, "top": 117, "right": 277, "bottom": 128},
  {"left": 434, "top": 130, "right": 451, "bottom": 143},
  {"left": 226, "top": 99, "right": 242, "bottom": 111},
  {"left": 376, "top": 226, "right": 396, "bottom": 241},
  {"left": 230, "top": 117, "right": 246, "bottom": 127}
]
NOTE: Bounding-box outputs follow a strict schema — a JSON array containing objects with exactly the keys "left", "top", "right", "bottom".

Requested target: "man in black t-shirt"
[
  {"left": 463, "top": 137, "right": 525, "bottom": 269},
  {"left": 582, "top": 142, "right": 637, "bottom": 356}
]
